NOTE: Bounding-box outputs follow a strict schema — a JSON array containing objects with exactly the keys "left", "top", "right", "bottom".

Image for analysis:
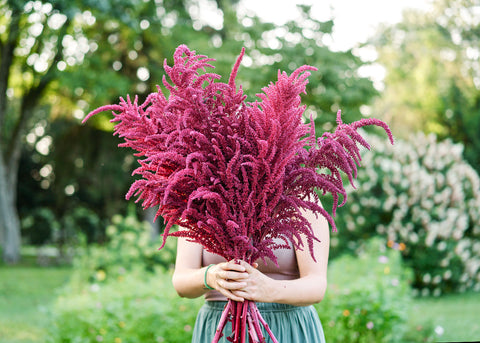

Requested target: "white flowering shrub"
[{"left": 332, "top": 131, "right": 480, "bottom": 295}]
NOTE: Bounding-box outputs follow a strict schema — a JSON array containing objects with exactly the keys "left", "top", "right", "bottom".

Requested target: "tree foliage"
[{"left": 371, "top": 0, "right": 480, "bottom": 171}]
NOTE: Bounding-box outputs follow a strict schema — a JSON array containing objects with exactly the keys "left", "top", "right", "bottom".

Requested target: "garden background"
[{"left": 1, "top": 0, "right": 479, "bottom": 342}]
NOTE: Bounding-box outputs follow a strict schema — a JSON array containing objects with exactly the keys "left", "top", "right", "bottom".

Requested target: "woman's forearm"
[
  {"left": 265, "top": 274, "right": 327, "bottom": 307},
  {"left": 172, "top": 266, "right": 209, "bottom": 299}
]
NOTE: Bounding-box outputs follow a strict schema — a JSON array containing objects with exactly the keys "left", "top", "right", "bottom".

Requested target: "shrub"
[
  {"left": 67, "top": 207, "right": 103, "bottom": 244},
  {"left": 331, "top": 132, "right": 480, "bottom": 294},
  {"left": 21, "top": 207, "right": 59, "bottom": 245},
  {"left": 21, "top": 206, "right": 103, "bottom": 248},
  {"left": 317, "top": 238, "right": 416, "bottom": 343},
  {"left": 70, "top": 211, "right": 176, "bottom": 290},
  {"left": 48, "top": 270, "right": 202, "bottom": 343}
]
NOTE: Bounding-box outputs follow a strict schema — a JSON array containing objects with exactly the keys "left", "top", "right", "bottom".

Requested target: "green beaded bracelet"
[{"left": 204, "top": 264, "right": 215, "bottom": 290}]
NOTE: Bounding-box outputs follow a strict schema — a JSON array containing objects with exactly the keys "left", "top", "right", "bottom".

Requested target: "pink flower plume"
[{"left": 83, "top": 45, "right": 393, "bottom": 264}]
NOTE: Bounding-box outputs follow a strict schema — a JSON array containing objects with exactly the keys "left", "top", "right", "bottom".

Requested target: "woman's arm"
[
  {"left": 172, "top": 237, "right": 249, "bottom": 302},
  {"left": 233, "top": 209, "right": 330, "bottom": 307}
]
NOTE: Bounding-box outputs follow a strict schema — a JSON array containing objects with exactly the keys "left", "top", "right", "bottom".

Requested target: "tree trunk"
[
  {"left": 0, "top": 90, "right": 34, "bottom": 263},
  {"left": 0, "top": 0, "right": 22, "bottom": 264},
  {"left": 0, "top": 4, "right": 70, "bottom": 264},
  {"left": 0, "top": 155, "right": 21, "bottom": 263}
]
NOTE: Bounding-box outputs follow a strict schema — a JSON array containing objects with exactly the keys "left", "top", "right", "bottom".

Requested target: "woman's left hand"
[{"left": 231, "top": 260, "right": 275, "bottom": 302}]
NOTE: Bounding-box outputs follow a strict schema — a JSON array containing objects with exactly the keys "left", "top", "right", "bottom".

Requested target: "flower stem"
[
  {"left": 255, "top": 304, "right": 279, "bottom": 343},
  {"left": 212, "top": 300, "right": 232, "bottom": 342},
  {"left": 210, "top": 299, "right": 278, "bottom": 343}
]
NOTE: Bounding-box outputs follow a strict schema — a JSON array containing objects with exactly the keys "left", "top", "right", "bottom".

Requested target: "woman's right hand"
[{"left": 206, "top": 261, "right": 249, "bottom": 302}]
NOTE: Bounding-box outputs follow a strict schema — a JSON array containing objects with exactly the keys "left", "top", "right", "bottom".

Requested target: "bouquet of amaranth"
[{"left": 83, "top": 45, "right": 393, "bottom": 343}]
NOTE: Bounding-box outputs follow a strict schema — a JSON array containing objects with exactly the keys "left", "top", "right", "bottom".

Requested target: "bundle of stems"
[
  {"left": 213, "top": 300, "right": 277, "bottom": 343},
  {"left": 83, "top": 45, "right": 393, "bottom": 342}
]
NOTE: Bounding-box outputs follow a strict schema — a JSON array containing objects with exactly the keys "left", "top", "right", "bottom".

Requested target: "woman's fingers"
[
  {"left": 231, "top": 289, "right": 249, "bottom": 299},
  {"left": 217, "top": 279, "right": 247, "bottom": 290},
  {"left": 222, "top": 270, "right": 249, "bottom": 280},
  {"left": 219, "top": 288, "right": 245, "bottom": 302},
  {"left": 217, "top": 262, "right": 248, "bottom": 280},
  {"left": 223, "top": 261, "right": 246, "bottom": 272},
  {"left": 207, "top": 260, "right": 269, "bottom": 302},
  {"left": 207, "top": 262, "right": 248, "bottom": 295},
  {"left": 237, "top": 260, "right": 257, "bottom": 273},
  {"left": 214, "top": 268, "right": 247, "bottom": 302}
]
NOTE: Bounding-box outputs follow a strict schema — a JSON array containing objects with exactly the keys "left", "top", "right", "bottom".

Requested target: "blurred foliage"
[
  {"left": 20, "top": 207, "right": 58, "bottom": 245},
  {"left": 371, "top": 0, "right": 480, "bottom": 171},
  {"left": 68, "top": 210, "right": 175, "bottom": 292},
  {"left": 48, "top": 269, "right": 202, "bottom": 343},
  {"left": 317, "top": 238, "right": 421, "bottom": 343},
  {"left": 18, "top": 117, "right": 137, "bottom": 245},
  {"left": 329, "top": 131, "right": 480, "bottom": 295}
]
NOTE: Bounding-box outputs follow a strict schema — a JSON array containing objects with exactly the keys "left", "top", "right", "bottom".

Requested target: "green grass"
[
  {"left": 0, "top": 264, "right": 72, "bottom": 343},
  {"left": 408, "top": 291, "right": 480, "bottom": 342}
]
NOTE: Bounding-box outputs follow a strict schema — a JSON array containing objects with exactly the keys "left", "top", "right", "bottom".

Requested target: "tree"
[
  {"left": 371, "top": 0, "right": 480, "bottom": 171},
  {"left": 0, "top": 0, "right": 190, "bottom": 263},
  {"left": 0, "top": 0, "right": 72, "bottom": 263}
]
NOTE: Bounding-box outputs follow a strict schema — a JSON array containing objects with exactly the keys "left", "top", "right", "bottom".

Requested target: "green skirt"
[{"left": 192, "top": 301, "right": 326, "bottom": 343}]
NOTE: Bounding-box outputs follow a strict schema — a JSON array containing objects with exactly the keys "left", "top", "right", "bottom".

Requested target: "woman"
[{"left": 172, "top": 208, "right": 329, "bottom": 343}]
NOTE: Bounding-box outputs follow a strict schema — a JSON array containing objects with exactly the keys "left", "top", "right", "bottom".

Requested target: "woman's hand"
[
  {"left": 206, "top": 261, "right": 249, "bottom": 302},
  {"left": 231, "top": 261, "right": 275, "bottom": 303}
]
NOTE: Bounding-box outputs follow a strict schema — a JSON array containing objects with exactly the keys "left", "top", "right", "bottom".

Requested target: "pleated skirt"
[{"left": 192, "top": 301, "right": 326, "bottom": 343}]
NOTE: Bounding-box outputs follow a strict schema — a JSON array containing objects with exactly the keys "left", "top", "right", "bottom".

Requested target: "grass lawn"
[
  {"left": 409, "top": 291, "right": 480, "bottom": 342},
  {"left": 0, "top": 264, "right": 72, "bottom": 343}
]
